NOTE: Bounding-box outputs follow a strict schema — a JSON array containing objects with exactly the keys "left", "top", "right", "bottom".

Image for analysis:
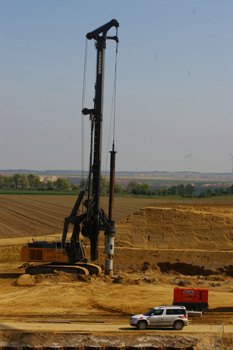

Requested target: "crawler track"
[{"left": 25, "top": 263, "right": 102, "bottom": 276}]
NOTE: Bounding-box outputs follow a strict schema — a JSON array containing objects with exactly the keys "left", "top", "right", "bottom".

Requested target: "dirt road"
[{"left": 0, "top": 320, "right": 232, "bottom": 333}]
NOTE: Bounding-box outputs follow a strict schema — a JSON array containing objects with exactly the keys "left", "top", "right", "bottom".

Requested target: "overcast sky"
[{"left": 1, "top": 0, "right": 233, "bottom": 173}]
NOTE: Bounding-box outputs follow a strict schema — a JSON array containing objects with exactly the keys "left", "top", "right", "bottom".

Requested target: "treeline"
[
  {"left": 0, "top": 173, "right": 111, "bottom": 192},
  {"left": 1, "top": 174, "right": 233, "bottom": 198},
  {"left": 125, "top": 181, "right": 196, "bottom": 197},
  {"left": 199, "top": 186, "right": 233, "bottom": 198},
  {"left": 125, "top": 181, "right": 233, "bottom": 197},
  {"left": 0, "top": 174, "right": 78, "bottom": 191}
]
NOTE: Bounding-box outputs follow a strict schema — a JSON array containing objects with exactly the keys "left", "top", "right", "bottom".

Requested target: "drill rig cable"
[
  {"left": 86, "top": 118, "right": 94, "bottom": 222},
  {"left": 81, "top": 38, "right": 88, "bottom": 182},
  {"left": 104, "top": 32, "right": 119, "bottom": 180},
  {"left": 81, "top": 38, "right": 88, "bottom": 216},
  {"left": 113, "top": 27, "right": 119, "bottom": 144}
]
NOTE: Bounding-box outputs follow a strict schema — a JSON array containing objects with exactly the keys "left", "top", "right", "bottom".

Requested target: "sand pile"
[{"left": 116, "top": 206, "right": 233, "bottom": 250}]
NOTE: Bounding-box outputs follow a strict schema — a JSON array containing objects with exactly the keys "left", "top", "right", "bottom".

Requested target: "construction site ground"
[{"left": 0, "top": 195, "right": 233, "bottom": 348}]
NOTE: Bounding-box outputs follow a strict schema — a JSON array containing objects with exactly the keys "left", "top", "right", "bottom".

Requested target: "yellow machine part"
[{"left": 21, "top": 246, "right": 68, "bottom": 263}]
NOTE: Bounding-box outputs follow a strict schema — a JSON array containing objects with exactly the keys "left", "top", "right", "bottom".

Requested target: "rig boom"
[{"left": 63, "top": 19, "right": 119, "bottom": 270}]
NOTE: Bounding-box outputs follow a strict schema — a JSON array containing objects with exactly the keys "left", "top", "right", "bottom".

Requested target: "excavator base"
[{"left": 21, "top": 241, "right": 102, "bottom": 276}]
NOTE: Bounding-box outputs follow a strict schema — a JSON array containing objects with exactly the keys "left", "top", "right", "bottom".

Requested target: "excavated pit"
[
  {"left": 157, "top": 262, "right": 233, "bottom": 277},
  {"left": 0, "top": 333, "right": 198, "bottom": 349},
  {"left": 0, "top": 344, "right": 197, "bottom": 350}
]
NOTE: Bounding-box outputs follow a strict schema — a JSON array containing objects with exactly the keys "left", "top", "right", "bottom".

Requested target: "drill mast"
[{"left": 62, "top": 19, "right": 119, "bottom": 274}]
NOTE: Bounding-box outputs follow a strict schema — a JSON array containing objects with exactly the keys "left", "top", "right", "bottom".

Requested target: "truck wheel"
[
  {"left": 137, "top": 321, "right": 147, "bottom": 330},
  {"left": 173, "top": 320, "right": 184, "bottom": 330}
]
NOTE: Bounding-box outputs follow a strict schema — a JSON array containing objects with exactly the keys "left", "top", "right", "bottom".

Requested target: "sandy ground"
[
  {"left": 1, "top": 197, "right": 233, "bottom": 348},
  {"left": 0, "top": 264, "right": 233, "bottom": 348}
]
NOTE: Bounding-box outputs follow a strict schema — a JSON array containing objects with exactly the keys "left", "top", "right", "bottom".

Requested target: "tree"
[
  {"left": 37, "top": 182, "right": 47, "bottom": 191},
  {"left": 28, "top": 174, "right": 41, "bottom": 189},
  {"left": 225, "top": 186, "right": 232, "bottom": 195},
  {"left": 20, "top": 174, "right": 29, "bottom": 189},
  {"left": 139, "top": 183, "right": 150, "bottom": 195},
  {"left": 79, "top": 179, "right": 86, "bottom": 189},
  {"left": 214, "top": 187, "right": 227, "bottom": 196},
  {"left": 154, "top": 188, "right": 162, "bottom": 196},
  {"left": 11, "top": 174, "right": 29, "bottom": 189},
  {"left": 161, "top": 188, "right": 169, "bottom": 196},
  {"left": 78, "top": 176, "right": 109, "bottom": 193},
  {"left": 100, "top": 175, "right": 109, "bottom": 193},
  {"left": 168, "top": 186, "right": 178, "bottom": 195},
  {"left": 0, "top": 175, "right": 6, "bottom": 189},
  {"left": 185, "top": 184, "right": 196, "bottom": 195},
  {"left": 126, "top": 181, "right": 141, "bottom": 195},
  {"left": 0, "top": 176, "right": 12, "bottom": 189},
  {"left": 177, "top": 184, "right": 185, "bottom": 196},
  {"left": 46, "top": 180, "right": 55, "bottom": 191},
  {"left": 199, "top": 188, "right": 214, "bottom": 198},
  {"left": 219, "top": 187, "right": 226, "bottom": 195},
  {"left": 12, "top": 174, "right": 21, "bottom": 189},
  {"left": 71, "top": 183, "right": 79, "bottom": 191},
  {"left": 54, "top": 178, "right": 71, "bottom": 191},
  {"left": 114, "top": 183, "right": 124, "bottom": 193}
]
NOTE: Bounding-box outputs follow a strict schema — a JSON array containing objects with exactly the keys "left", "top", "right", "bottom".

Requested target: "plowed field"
[{"left": 0, "top": 195, "right": 159, "bottom": 238}]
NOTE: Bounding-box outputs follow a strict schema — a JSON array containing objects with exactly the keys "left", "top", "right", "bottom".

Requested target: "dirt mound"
[
  {"left": 16, "top": 273, "right": 35, "bottom": 286},
  {"left": 116, "top": 205, "right": 233, "bottom": 250},
  {"left": 15, "top": 271, "right": 91, "bottom": 286}
]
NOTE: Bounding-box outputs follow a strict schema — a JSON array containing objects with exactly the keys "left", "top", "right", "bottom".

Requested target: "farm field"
[
  {"left": 0, "top": 195, "right": 160, "bottom": 239},
  {"left": 0, "top": 195, "right": 233, "bottom": 348}
]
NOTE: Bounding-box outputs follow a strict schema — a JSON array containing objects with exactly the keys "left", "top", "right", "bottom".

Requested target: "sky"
[{"left": 1, "top": 0, "right": 233, "bottom": 173}]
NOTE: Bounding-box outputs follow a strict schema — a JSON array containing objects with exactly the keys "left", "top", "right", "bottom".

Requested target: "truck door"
[
  {"left": 164, "top": 308, "right": 186, "bottom": 326},
  {"left": 149, "top": 309, "right": 165, "bottom": 326}
]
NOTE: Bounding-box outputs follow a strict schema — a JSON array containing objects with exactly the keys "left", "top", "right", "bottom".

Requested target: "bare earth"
[{"left": 0, "top": 195, "right": 233, "bottom": 348}]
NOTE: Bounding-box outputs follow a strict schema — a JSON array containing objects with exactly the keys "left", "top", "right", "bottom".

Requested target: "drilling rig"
[{"left": 21, "top": 19, "right": 119, "bottom": 276}]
